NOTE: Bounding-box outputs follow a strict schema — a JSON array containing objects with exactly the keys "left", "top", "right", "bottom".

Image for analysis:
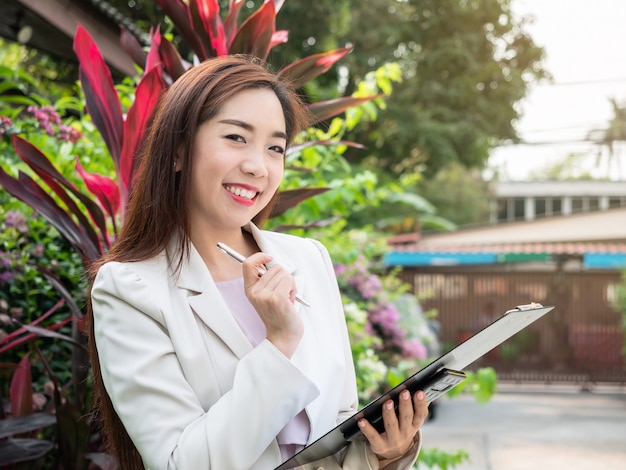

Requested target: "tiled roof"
[{"left": 388, "top": 242, "right": 626, "bottom": 255}]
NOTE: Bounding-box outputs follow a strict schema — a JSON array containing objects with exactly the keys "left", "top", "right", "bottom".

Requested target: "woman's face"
[{"left": 187, "top": 87, "right": 287, "bottom": 234}]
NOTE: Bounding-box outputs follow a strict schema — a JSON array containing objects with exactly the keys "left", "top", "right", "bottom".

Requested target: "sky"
[{"left": 487, "top": 0, "right": 626, "bottom": 181}]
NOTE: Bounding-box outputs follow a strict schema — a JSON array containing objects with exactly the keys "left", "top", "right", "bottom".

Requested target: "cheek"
[{"left": 268, "top": 159, "right": 285, "bottom": 185}]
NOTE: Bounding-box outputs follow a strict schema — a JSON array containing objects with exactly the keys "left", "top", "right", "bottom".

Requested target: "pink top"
[{"left": 216, "top": 277, "right": 310, "bottom": 461}]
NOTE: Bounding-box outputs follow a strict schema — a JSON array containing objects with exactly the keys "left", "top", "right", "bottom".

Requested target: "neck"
[{"left": 190, "top": 224, "right": 260, "bottom": 282}]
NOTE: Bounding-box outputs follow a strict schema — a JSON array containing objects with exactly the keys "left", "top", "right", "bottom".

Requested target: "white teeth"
[{"left": 225, "top": 185, "right": 256, "bottom": 200}]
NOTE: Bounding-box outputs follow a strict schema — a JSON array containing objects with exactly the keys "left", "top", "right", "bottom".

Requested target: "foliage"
[
  {"left": 268, "top": 63, "right": 455, "bottom": 234},
  {"left": 417, "top": 162, "right": 494, "bottom": 227},
  {"left": 0, "top": 38, "right": 77, "bottom": 100},
  {"left": 417, "top": 448, "right": 470, "bottom": 470},
  {"left": 272, "top": 0, "right": 548, "bottom": 177},
  {"left": 589, "top": 97, "right": 626, "bottom": 178}
]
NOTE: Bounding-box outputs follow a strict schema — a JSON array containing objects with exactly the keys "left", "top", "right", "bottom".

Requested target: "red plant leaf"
[
  {"left": 229, "top": 0, "right": 276, "bottom": 59},
  {"left": 12, "top": 136, "right": 108, "bottom": 250},
  {"left": 272, "top": 0, "right": 285, "bottom": 13},
  {"left": 188, "top": 0, "right": 213, "bottom": 58},
  {"left": 224, "top": 0, "right": 245, "bottom": 46},
  {"left": 75, "top": 158, "right": 120, "bottom": 228},
  {"left": 278, "top": 47, "right": 353, "bottom": 89},
  {"left": 159, "top": 36, "right": 188, "bottom": 83},
  {"left": 35, "top": 268, "right": 83, "bottom": 319},
  {"left": 10, "top": 353, "right": 32, "bottom": 418},
  {"left": 145, "top": 27, "right": 163, "bottom": 74},
  {"left": 0, "top": 167, "right": 98, "bottom": 261},
  {"left": 156, "top": 0, "right": 204, "bottom": 58},
  {"left": 272, "top": 216, "right": 342, "bottom": 232},
  {"left": 271, "top": 187, "right": 330, "bottom": 218},
  {"left": 269, "top": 30, "right": 289, "bottom": 51},
  {"left": 190, "top": 0, "right": 228, "bottom": 56},
  {"left": 306, "top": 95, "right": 382, "bottom": 125},
  {"left": 286, "top": 139, "right": 367, "bottom": 157},
  {"left": 120, "top": 26, "right": 147, "bottom": 71},
  {"left": 0, "top": 318, "right": 71, "bottom": 356},
  {"left": 18, "top": 321, "right": 86, "bottom": 352},
  {"left": 119, "top": 68, "right": 166, "bottom": 195},
  {"left": 73, "top": 25, "right": 123, "bottom": 165},
  {"left": 0, "top": 300, "right": 65, "bottom": 349}
]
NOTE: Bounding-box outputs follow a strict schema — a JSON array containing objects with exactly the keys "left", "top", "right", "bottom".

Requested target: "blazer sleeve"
[{"left": 91, "top": 261, "right": 319, "bottom": 470}]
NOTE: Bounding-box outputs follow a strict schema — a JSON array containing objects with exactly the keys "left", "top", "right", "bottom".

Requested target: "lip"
[
  {"left": 223, "top": 183, "right": 260, "bottom": 207},
  {"left": 225, "top": 183, "right": 261, "bottom": 192}
]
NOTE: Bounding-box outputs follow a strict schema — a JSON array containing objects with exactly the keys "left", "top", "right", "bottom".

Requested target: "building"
[
  {"left": 491, "top": 180, "right": 626, "bottom": 223},
  {"left": 385, "top": 182, "right": 626, "bottom": 386},
  {"left": 0, "top": 0, "right": 146, "bottom": 76}
]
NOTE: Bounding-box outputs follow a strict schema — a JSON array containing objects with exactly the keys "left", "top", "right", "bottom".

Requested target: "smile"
[{"left": 224, "top": 185, "right": 258, "bottom": 201}]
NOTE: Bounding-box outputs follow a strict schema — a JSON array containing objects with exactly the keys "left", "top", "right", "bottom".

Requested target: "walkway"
[{"left": 420, "top": 383, "right": 626, "bottom": 470}]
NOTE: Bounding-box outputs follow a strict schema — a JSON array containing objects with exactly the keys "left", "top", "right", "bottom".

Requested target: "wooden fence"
[{"left": 396, "top": 268, "right": 626, "bottom": 386}]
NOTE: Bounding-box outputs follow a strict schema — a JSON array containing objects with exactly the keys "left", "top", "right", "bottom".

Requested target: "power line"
[
  {"left": 501, "top": 139, "right": 599, "bottom": 146},
  {"left": 537, "top": 78, "right": 626, "bottom": 87}
]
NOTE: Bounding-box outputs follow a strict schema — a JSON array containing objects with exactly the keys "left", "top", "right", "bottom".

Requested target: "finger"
[
  {"left": 397, "top": 389, "right": 414, "bottom": 428},
  {"left": 242, "top": 253, "right": 272, "bottom": 284},
  {"left": 357, "top": 418, "right": 385, "bottom": 450},
  {"left": 381, "top": 399, "right": 400, "bottom": 436},
  {"left": 412, "top": 390, "right": 428, "bottom": 427}
]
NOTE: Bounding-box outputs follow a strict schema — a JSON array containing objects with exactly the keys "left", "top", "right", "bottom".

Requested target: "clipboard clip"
[{"left": 505, "top": 302, "right": 543, "bottom": 314}]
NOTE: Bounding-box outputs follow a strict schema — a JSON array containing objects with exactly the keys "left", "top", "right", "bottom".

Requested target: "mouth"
[{"left": 224, "top": 184, "right": 259, "bottom": 202}]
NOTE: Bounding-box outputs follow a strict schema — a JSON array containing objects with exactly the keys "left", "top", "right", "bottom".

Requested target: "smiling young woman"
[{"left": 86, "top": 55, "right": 428, "bottom": 470}]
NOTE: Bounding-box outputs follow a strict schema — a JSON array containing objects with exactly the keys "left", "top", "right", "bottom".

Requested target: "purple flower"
[
  {"left": 402, "top": 339, "right": 428, "bottom": 360},
  {"left": 0, "top": 271, "right": 13, "bottom": 286},
  {"left": 4, "top": 211, "right": 28, "bottom": 233},
  {"left": 57, "top": 124, "right": 82, "bottom": 143},
  {"left": 334, "top": 264, "right": 348, "bottom": 276},
  {"left": 0, "top": 116, "right": 13, "bottom": 138}
]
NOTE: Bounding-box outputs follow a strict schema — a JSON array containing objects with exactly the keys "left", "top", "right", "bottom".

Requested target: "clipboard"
[{"left": 275, "top": 302, "right": 555, "bottom": 470}]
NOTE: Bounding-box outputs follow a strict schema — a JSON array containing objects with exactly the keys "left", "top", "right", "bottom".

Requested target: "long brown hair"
[{"left": 86, "top": 56, "right": 309, "bottom": 468}]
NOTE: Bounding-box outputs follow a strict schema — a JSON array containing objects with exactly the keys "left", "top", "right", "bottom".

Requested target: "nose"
[{"left": 240, "top": 147, "right": 268, "bottom": 178}]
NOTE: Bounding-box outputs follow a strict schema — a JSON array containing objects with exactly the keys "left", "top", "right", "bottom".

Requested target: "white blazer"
[{"left": 91, "top": 223, "right": 420, "bottom": 470}]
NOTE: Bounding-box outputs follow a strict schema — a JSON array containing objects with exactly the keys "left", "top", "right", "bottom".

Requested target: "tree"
[
  {"left": 589, "top": 97, "right": 626, "bottom": 178},
  {"left": 332, "top": 0, "right": 548, "bottom": 177},
  {"left": 93, "top": 0, "right": 548, "bottom": 180},
  {"left": 418, "top": 162, "right": 494, "bottom": 227}
]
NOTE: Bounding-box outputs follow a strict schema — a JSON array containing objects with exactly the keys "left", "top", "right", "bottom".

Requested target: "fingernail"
[
  {"left": 401, "top": 390, "right": 410, "bottom": 400},
  {"left": 358, "top": 419, "right": 366, "bottom": 428},
  {"left": 385, "top": 401, "right": 393, "bottom": 410},
  {"left": 417, "top": 391, "right": 425, "bottom": 400}
]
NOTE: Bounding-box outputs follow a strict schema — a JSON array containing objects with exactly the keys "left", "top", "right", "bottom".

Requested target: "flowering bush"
[
  {"left": 23, "top": 105, "right": 82, "bottom": 143},
  {"left": 336, "top": 256, "right": 428, "bottom": 361}
]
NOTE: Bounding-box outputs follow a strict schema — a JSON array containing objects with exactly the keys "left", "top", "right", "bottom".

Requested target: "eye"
[
  {"left": 225, "top": 134, "right": 246, "bottom": 143},
  {"left": 269, "top": 145, "right": 285, "bottom": 155}
]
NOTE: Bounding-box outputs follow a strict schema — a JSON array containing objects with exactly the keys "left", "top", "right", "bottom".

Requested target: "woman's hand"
[
  {"left": 358, "top": 389, "right": 429, "bottom": 468},
  {"left": 242, "top": 252, "right": 303, "bottom": 357}
]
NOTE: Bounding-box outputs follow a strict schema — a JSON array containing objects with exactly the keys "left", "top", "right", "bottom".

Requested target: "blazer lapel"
[
  {"left": 173, "top": 241, "right": 252, "bottom": 359},
  {"left": 170, "top": 226, "right": 309, "bottom": 360}
]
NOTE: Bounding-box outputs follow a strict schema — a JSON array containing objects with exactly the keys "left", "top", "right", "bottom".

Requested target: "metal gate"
[{"left": 397, "top": 268, "right": 625, "bottom": 385}]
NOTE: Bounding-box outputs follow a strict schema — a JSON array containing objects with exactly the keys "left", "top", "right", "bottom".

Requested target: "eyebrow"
[{"left": 218, "top": 119, "right": 287, "bottom": 140}]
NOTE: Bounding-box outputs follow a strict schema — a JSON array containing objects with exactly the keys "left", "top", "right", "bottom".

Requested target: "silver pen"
[{"left": 216, "top": 242, "right": 311, "bottom": 307}]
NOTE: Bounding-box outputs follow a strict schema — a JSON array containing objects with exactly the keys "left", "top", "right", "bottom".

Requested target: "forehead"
[{"left": 216, "top": 88, "right": 284, "bottom": 120}]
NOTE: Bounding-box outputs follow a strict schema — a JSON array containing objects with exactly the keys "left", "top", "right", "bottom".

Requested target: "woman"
[{"left": 88, "top": 55, "right": 428, "bottom": 470}]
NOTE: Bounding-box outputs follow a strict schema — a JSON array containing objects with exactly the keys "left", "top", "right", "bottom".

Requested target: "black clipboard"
[{"left": 275, "top": 303, "right": 555, "bottom": 470}]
